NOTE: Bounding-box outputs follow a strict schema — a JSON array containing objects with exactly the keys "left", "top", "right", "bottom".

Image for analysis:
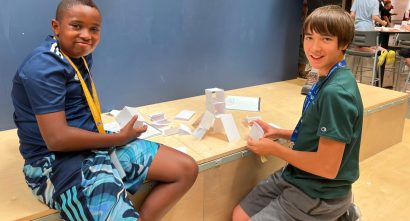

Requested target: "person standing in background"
[{"left": 381, "top": 1, "right": 393, "bottom": 27}]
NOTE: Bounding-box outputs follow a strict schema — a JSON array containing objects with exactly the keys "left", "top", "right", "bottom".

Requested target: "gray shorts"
[{"left": 240, "top": 170, "right": 352, "bottom": 221}]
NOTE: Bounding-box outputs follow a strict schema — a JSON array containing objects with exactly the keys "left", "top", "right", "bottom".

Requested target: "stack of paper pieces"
[{"left": 149, "top": 112, "right": 171, "bottom": 129}]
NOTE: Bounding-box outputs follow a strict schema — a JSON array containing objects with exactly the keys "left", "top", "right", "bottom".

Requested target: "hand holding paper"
[
  {"left": 115, "top": 106, "right": 145, "bottom": 129},
  {"left": 248, "top": 123, "right": 268, "bottom": 163},
  {"left": 250, "top": 119, "right": 281, "bottom": 140},
  {"left": 119, "top": 115, "right": 148, "bottom": 144}
]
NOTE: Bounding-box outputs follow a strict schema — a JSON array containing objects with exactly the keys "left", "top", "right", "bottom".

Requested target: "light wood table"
[
  {"left": 1, "top": 79, "right": 408, "bottom": 221},
  {"left": 126, "top": 79, "right": 409, "bottom": 221}
]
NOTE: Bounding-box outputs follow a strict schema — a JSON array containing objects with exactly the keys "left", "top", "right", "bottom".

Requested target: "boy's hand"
[
  {"left": 251, "top": 119, "right": 280, "bottom": 139},
  {"left": 247, "top": 137, "right": 277, "bottom": 156},
  {"left": 119, "top": 115, "right": 147, "bottom": 144}
]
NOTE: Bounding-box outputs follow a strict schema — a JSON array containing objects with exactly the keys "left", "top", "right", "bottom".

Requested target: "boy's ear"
[
  {"left": 340, "top": 43, "right": 349, "bottom": 51},
  {"left": 51, "top": 19, "right": 60, "bottom": 36}
]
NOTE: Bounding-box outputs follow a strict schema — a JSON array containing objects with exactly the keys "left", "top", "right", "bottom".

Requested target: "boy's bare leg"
[
  {"left": 139, "top": 145, "right": 198, "bottom": 221},
  {"left": 232, "top": 205, "right": 251, "bottom": 221}
]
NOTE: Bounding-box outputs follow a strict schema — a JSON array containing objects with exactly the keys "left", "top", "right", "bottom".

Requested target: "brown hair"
[{"left": 303, "top": 5, "right": 354, "bottom": 50}]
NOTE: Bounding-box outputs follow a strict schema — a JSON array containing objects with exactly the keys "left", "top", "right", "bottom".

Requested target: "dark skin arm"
[{"left": 36, "top": 111, "right": 147, "bottom": 151}]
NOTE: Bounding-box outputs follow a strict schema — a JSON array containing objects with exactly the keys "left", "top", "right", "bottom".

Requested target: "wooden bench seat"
[{"left": 0, "top": 129, "right": 58, "bottom": 221}]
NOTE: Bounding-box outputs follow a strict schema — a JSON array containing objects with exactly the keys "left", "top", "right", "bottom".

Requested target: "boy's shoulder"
[
  {"left": 20, "top": 36, "right": 67, "bottom": 71},
  {"left": 323, "top": 67, "right": 360, "bottom": 96}
]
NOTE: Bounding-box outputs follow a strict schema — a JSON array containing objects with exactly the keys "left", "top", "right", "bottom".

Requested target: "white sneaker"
[{"left": 340, "top": 203, "right": 362, "bottom": 221}]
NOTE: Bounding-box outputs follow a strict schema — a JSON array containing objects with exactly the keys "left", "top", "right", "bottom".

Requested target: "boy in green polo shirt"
[{"left": 233, "top": 5, "right": 362, "bottom": 221}]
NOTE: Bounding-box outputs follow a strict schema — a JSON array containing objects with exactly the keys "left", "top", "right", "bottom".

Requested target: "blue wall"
[{"left": 0, "top": 0, "right": 302, "bottom": 130}]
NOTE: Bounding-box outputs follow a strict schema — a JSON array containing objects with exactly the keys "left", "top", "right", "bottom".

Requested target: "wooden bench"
[
  {"left": 0, "top": 129, "right": 59, "bottom": 221},
  {"left": 1, "top": 79, "right": 408, "bottom": 220}
]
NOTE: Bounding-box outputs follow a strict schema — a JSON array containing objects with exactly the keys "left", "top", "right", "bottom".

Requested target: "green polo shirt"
[{"left": 282, "top": 67, "right": 363, "bottom": 199}]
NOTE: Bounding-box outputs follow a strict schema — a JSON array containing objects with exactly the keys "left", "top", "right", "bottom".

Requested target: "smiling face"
[
  {"left": 303, "top": 30, "right": 346, "bottom": 76},
  {"left": 302, "top": 5, "right": 354, "bottom": 76},
  {"left": 51, "top": 4, "right": 101, "bottom": 58}
]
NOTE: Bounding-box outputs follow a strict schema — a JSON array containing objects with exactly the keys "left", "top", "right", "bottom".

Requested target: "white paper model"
[
  {"left": 108, "top": 107, "right": 161, "bottom": 139},
  {"left": 115, "top": 106, "right": 145, "bottom": 128},
  {"left": 248, "top": 122, "right": 268, "bottom": 163},
  {"left": 193, "top": 88, "right": 240, "bottom": 143}
]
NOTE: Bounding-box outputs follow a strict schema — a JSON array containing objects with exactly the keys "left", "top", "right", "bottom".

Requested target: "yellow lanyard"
[{"left": 61, "top": 53, "right": 105, "bottom": 134}]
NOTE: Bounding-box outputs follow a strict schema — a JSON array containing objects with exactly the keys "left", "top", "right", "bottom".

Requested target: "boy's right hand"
[
  {"left": 251, "top": 119, "right": 279, "bottom": 139},
  {"left": 119, "top": 115, "right": 147, "bottom": 144}
]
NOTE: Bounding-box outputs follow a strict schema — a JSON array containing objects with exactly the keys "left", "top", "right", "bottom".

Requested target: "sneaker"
[
  {"left": 298, "top": 70, "right": 309, "bottom": 79},
  {"left": 340, "top": 203, "right": 362, "bottom": 221},
  {"left": 378, "top": 50, "right": 388, "bottom": 66},
  {"left": 301, "top": 70, "right": 318, "bottom": 95},
  {"left": 386, "top": 50, "right": 396, "bottom": 65}
]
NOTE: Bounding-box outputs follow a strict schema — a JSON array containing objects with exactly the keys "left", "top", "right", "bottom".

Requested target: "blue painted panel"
[{"left": 0, "top": 0, "right": 302, "bottom": 130}]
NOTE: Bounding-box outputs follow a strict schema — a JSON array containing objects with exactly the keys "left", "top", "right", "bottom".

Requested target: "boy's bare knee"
[
  {"left": 179, "top": 155, "right": 198, "bottom": 183},
  {"left": 232, "top": 205, "right": 250, "bottom": 221}
]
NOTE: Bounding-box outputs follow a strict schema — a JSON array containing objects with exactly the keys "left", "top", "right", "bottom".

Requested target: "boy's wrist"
[{"left": 112, "top": 132, "right": 127, "bottom": 146}]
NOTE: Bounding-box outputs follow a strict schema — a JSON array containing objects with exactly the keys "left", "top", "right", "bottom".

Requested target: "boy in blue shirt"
[
  {"left": 233, "top": 5, "right": 362, "bottom": 221},
  {"left": 11, "top": 0, "right": 198, "bottom": 220}
]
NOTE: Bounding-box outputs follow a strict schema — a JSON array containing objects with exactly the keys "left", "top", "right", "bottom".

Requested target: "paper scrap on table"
[
  {"left": 175, "top": 110, "right": 196, "bottom": 121},
  {"left": 225, "top": 96, "right": 260, "bottom": 112},
  {"left": 179, "top": 124, "right": 193, "bottom": 135},
  {"left": 149, "top": 112, "right": 165, "bottom": 122},
  {"left": 151, "top": 119, "right": 171, "bottom": 128},
  {"left": 174, "top": 146, "right": 188, "bottom": 153},
  {"left": 242, "top": 116, "right": 262, "bottom": 127},
  {"left": 149, "top": 112, "right": 171, "bottom": 129},
  {"left": 159, "top": 126, "right": 179, "bottom": 136},
  {"left": 108, "top": 109, "right": 121, "bottom": 117},
  {"left": 103, "top": 121, "right": 161, "bottom": 139},
  {"left": 103, "top": 121, "right": 121, "bottom": 133},
  {"left": 138, "top": 124, "right": 161, "bottom": 139},
  {"left": 248, "top": 123, "right": 268, "bottom": 163}
]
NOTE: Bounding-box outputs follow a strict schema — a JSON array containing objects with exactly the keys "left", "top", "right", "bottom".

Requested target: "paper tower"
[{"left": 193, "top": 88, "right": 240, "bottom": 143}]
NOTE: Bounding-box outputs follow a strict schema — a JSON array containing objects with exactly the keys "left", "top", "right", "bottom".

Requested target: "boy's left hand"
[
  {"left": 119, "top": 116, "right": 147, "bottom": 144},
  {"left": 247, "top": 137, "right": 277, "bottom": 156}
]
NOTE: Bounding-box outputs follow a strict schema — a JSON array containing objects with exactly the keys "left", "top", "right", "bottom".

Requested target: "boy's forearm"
[
  {"left": 273, "top": 144, "right": 339, "bottom": 179},
  {"left": 46, "top": 126, "right": 126, "bottom": 152},
  {"left": 276, "top": 129, "right": 293, "bottom": 140},
  {"left": 372, "top": 15, "right": 384, "bottom": 25}
]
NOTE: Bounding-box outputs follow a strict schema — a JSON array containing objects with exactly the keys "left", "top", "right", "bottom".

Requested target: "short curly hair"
[{"left": 55, "top": 0, "right": 100, "bottom": 21}]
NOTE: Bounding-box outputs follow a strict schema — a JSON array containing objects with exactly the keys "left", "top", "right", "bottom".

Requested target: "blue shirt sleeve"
[{"left": 20, "top": 52, "right": 68, "bottom": 114}]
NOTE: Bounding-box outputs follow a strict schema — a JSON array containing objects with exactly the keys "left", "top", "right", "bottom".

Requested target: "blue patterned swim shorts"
[{"left": 23, "top": 139, "right": 159, "bottom": 221}]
